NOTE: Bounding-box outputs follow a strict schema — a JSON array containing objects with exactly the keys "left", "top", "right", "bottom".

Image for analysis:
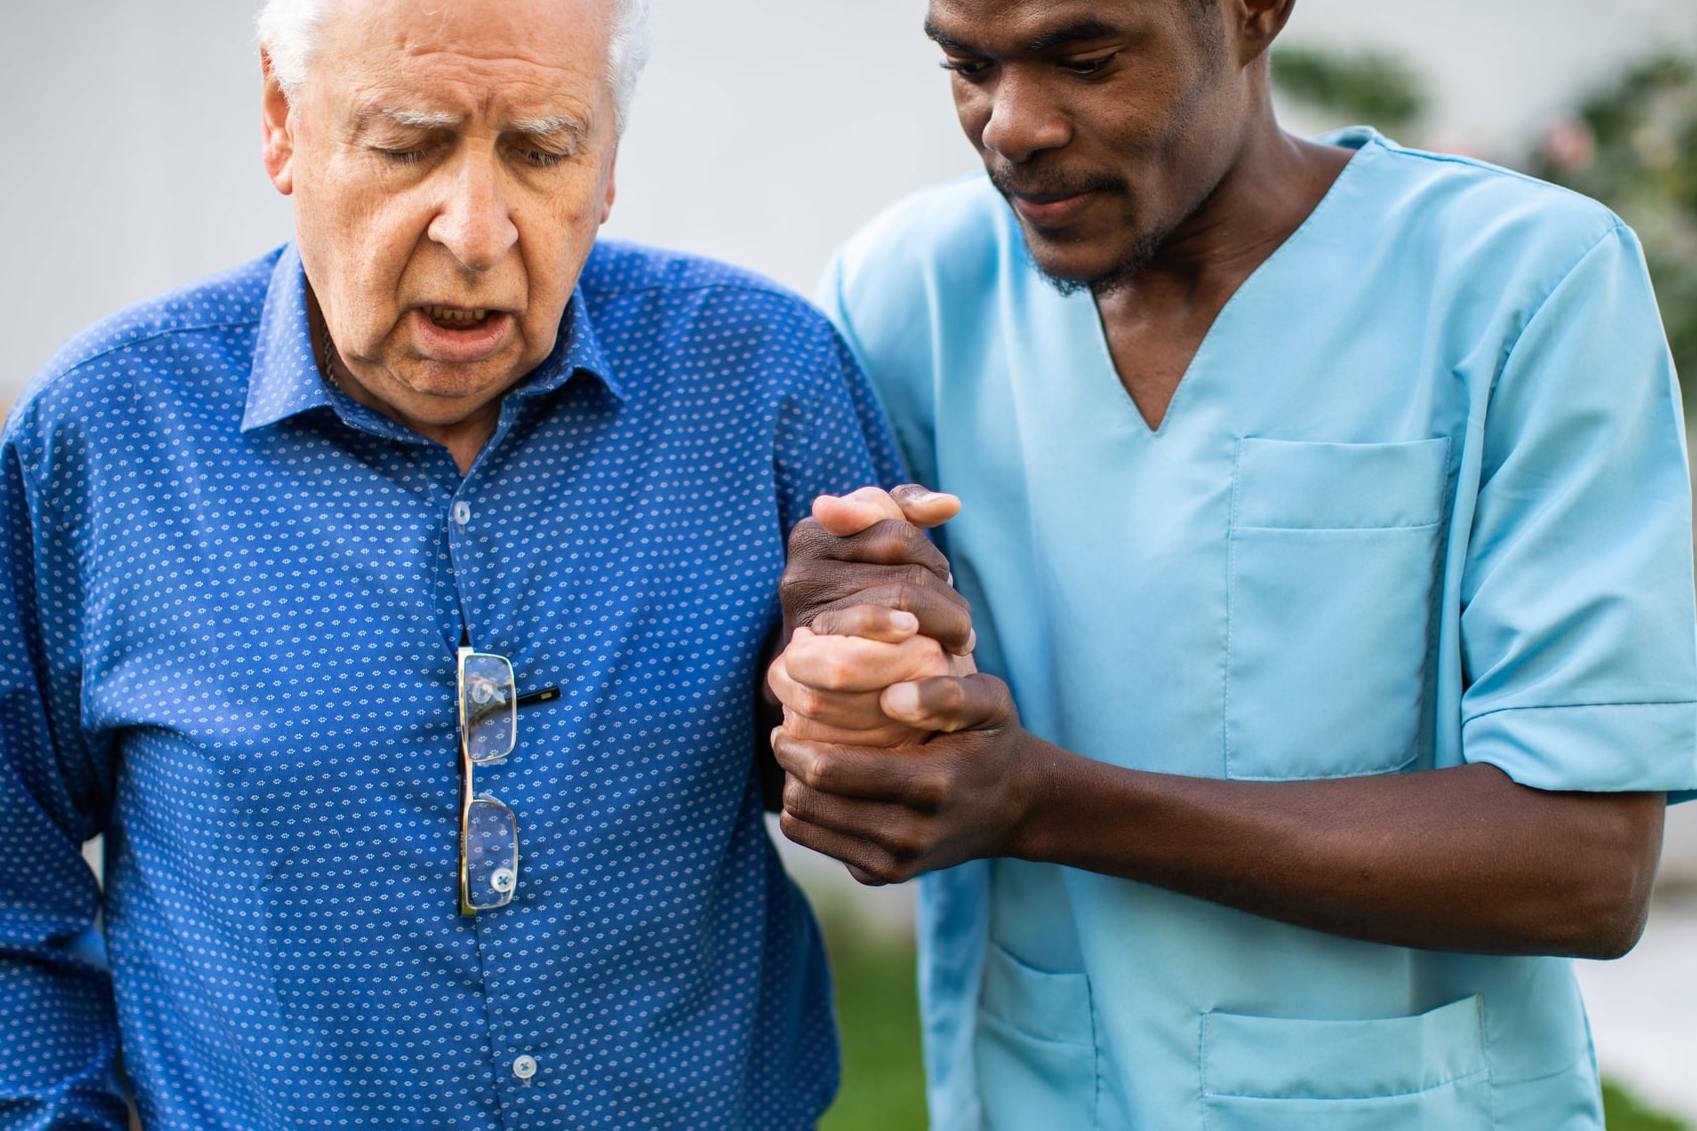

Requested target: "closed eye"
[
  {"left": 375, "top": 146, "right": 431, "bottom": 166},
  {"left": 1059, "top": 51, "right": 1119, "bottom": 77},
  {"left": 939, "top": 57, "right": 993, "bottom": 82},
  {"left": 511, "top": 147, "right": 566, "bottom": 169}
]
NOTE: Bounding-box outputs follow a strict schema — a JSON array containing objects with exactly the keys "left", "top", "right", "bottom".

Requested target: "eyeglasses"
[
  {"left": 455, "top": 645, "right": 561, "bottom": 915},
  {"left": 458, "top": 647, "right": 521, "bottom": 915}
]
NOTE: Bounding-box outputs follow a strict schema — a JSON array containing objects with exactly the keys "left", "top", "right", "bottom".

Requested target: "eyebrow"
[
  {"left": 508, "top": 115, "right": 589, "bottom": 143},
  {"left": 375, "top": 107, "right": 462, "bottom": 131},
  {"left": 360, "top": 107, "right": 587, "bottom": 143},
  {"left": 924, "top": 17, "right": 1123, "bottom": 57}
]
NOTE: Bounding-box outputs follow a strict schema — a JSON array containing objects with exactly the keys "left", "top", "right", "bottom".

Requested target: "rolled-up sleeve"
[{"left": 1459, "top": 222, "right": 1697, "bottom": 802}]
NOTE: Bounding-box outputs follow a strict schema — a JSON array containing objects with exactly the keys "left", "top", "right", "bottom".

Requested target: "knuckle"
[
  {"left": 901, "top": 562, "right": 937, "bottom": 592},
  {"left": 777, "top": 808, "right": 805, "bottom": 842},
  {"left": 908, "top": 774, "right": 948, "bottom": 813},
  {"left": 851, "top": 865, "right": 887, "bottom": 888},
  {"left": 892, "top": 566, "right": 936, "bottom": 612},
  {"left": 862, "top": 851, "right": 902, "bottom": 885},
  {"left": 819, "top": 654, "right": 861, "bottom": 691},
  {"left": 781, "top": 629, "right": 819, "bottom": 665},
  {"left": 781, "top": 777, "right": 812, "bottom": 819},
  {"left": 804, "top": 610, "right": 842, "bottom": 638},
  {"left": 786, "top": 518, "right": 826, "bottom": 557},
  {"left": 882, "top": 825, "right": 923, "bottom": 862},
  {"left": 777, "top": 568, "right": 810, "bottom": 614},
  {"left": 880, "top": 856, "right": 917, "bottom": 885},
  {"left": 914, "top": 644, "right": 952, "bottom": 679},
  {"left": 890, "top": 520, "right": 928, "bottom": 556},
  {"left": 799, "top": 755, "right": 834, "bottom": 793},
  {"left": 791, "top": 683, "right": 831, "bottom": 720}
]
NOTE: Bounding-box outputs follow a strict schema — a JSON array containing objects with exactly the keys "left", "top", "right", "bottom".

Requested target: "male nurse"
[{"left": 768, "top": 0, "right": 1697, "bottom": 1128}]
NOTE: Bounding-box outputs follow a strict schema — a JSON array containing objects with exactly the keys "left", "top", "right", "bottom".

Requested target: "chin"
[{"left": 1025, "top": 228, "right": 1163, "bottom": 298}]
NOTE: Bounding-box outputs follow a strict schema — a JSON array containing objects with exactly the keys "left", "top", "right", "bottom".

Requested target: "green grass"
[
  {"left": 818, "top": 920, "right": 928, "bottom": 1131},
  {"left": 819, "top": 914, "right": 1692, "bottom": 1131}
]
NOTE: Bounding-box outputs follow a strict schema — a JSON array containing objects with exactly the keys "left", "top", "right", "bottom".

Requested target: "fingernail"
[
  {"left": 891, "top": 611, "right": 918, "bottom": 632},
  {"left": 884, "top": 682, "right": 921, "bottom": 716},
  {"left": 964, "top": 629, "right": 977, "bottom": 654}
]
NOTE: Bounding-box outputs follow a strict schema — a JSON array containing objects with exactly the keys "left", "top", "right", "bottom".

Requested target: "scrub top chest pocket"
[{"left": 1225, "top": 437, "right": 1452, "bottom": 781}]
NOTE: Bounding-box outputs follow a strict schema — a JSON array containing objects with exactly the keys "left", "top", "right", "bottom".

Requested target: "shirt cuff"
[{"left": 1462, "top": 700, "right": 1697, "bottom": 797}]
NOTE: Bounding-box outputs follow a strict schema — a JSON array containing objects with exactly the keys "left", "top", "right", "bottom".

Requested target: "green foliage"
[
  {"left": 1527, "top": 56, "right": 1697, "bottom": 403},
  {"left": 1274, "top": 44, "right": 1697, "bottom": 404},
  {"left": 1604, "top": 1080, "right": 1692, "bottom": 1131},
  {"left": 1271, "top": 46, "right": 1427, "bottom": 133}
]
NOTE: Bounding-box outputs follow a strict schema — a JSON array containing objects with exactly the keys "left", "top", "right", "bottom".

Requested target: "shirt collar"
[{"left": 242, "top": 244, "right": 625, "bottom": 434}]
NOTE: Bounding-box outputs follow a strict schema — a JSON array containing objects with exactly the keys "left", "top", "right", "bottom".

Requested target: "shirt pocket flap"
[
  {"left": 1233, "top": 437, "right": 1451, "bottom": 530},
  {"left": 1202, "top": 995, "right": 1486, "bottom": 1100},
  {"left": 980, "top": 941, "right": 1094, "bottom": 1046}
]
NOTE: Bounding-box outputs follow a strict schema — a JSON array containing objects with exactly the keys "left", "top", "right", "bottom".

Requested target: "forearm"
[{"left": 1014, "top": 736, "right": 1664, "bottom": 958}]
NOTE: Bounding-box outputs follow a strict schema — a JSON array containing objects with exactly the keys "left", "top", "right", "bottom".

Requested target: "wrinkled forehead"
[{"left": 315, "top": 0, "right": 617, "bottom": 108}]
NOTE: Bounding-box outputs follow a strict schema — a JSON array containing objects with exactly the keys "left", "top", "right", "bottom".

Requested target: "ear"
[
  {"left": 260, "top": 46, "right": 298, "bottom": 196},
  {"left": 600, "top": 146, "right": 620, "bottom": 225},
  {"left": 1232, "top": 0, "right": 1297, "bottom": 67}
]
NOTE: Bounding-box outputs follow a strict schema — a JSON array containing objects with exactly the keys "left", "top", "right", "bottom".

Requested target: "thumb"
[
  {"left": 890, "top": 483, "right": 962, "bottom": 529},
  {"left": 879, "top": 673, "right": 1012, "bottom": 734},
  {"left": 813, "top": 486, "right": 908, "bottom": 536}
]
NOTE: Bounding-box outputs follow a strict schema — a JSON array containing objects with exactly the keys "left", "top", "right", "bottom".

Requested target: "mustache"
[{"left": 988, "top": 166, "right": 1127, "bottom": 202}]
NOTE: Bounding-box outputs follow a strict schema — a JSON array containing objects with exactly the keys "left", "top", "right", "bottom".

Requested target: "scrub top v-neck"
[{"left": 821, "top": 127, "right": 1697, "bottom": 1131}]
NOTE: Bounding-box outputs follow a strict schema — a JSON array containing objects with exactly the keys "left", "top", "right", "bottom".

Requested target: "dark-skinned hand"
[
  {"left": 779, "top": 484, "right": 976, "bottom": 661},
  {"left": 772, "top": 485, "right": 1037, "bottom": 885},
  {"left": 772, "top": 655, "right": 1037, "bottom": 885}
]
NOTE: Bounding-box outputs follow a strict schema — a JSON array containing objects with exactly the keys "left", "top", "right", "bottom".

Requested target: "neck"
[
  {"left": 308, "top": 297, "right": 500, "bottom": 476},
  {"left": 1098, "top": 107, "right": 1352, "bottom": 323}
]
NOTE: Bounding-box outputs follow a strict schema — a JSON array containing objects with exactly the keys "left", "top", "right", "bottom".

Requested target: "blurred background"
[{"left": 5, "top": 2, "right": 1697, "bottom": 1128}]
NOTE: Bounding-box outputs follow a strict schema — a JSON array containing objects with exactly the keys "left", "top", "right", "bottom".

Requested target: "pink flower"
[{"left": 1542, "top": 117, "right": 1596, "bottom": 173}]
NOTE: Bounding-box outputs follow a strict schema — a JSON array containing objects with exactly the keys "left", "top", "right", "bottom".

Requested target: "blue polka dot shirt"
[{"left": 0, "top": 242, "right": 904, "bottom": 1129}]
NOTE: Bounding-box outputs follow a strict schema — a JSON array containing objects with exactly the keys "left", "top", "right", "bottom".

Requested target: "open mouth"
[
  {"left": 424, "top": 305, "right": 495, "bottom": 330},
  {"left": 412, "top": 305, "right": 514, "bottom": 362}
]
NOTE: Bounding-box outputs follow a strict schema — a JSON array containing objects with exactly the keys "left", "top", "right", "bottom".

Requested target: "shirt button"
[
  {"left": 452, "top": 501, "right": 473, "bottom": 526},
  {"left": 512, "top": 1054, "right": 538, "bottom": 1081}
]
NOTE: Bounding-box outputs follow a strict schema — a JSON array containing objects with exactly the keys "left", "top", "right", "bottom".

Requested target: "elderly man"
[
  {"left": 0, "top": 1, "right": 899, "bottom": 1127},
  {"left": 770, "top": 0, "right": 1697, "bottom": 1128}
]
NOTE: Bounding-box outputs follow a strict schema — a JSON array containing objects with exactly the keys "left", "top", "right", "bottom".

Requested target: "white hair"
[{"left": 257, "top": 0, "right": 653, "bottom": 133}]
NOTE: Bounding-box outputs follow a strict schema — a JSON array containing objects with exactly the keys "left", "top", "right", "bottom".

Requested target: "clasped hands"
[{"left": 770, "top": 485, "right": 1042, "bottom": 885}]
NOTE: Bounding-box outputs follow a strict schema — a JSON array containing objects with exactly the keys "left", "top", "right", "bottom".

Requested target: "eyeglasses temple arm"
[{"left": 516, "top": 686, "right": 561, "bottom": 709}]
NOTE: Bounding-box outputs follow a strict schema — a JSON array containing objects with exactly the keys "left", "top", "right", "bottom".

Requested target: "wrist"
[{"left": 1006, "top": 729, "right": 1067, "bottom": 862}]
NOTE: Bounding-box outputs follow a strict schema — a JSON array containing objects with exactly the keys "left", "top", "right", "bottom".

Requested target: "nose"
[
  {"left": 979, "top": 75, "right": 1071, "bottom": 164},
  {"left": 427, "top": 153, "right": 520, "bottom": 272}
]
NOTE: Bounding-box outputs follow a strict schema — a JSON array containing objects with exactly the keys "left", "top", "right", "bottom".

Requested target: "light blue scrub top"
[{"left": 819, "top": 129, "right": 1697, "bottom": 1131}]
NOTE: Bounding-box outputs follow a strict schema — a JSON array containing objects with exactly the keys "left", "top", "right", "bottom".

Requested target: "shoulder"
[
  {"left": 820, "top": 175, "right": 1015, "bottom": 390},
  {"left": 1353, "top": 132, "right": 1625, "bottom": 284},
  {"left": 582, "top": 239, "right": 831, "bottom": 334},
  {"left": 5, "top": 250, "right": 277, "bottom": 468},
  {"left": 578, "top": 239, "right": 853, "bottom": 388},
  {"left": 832, "top": 174, "right": 1012, "bottom": 312}
]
